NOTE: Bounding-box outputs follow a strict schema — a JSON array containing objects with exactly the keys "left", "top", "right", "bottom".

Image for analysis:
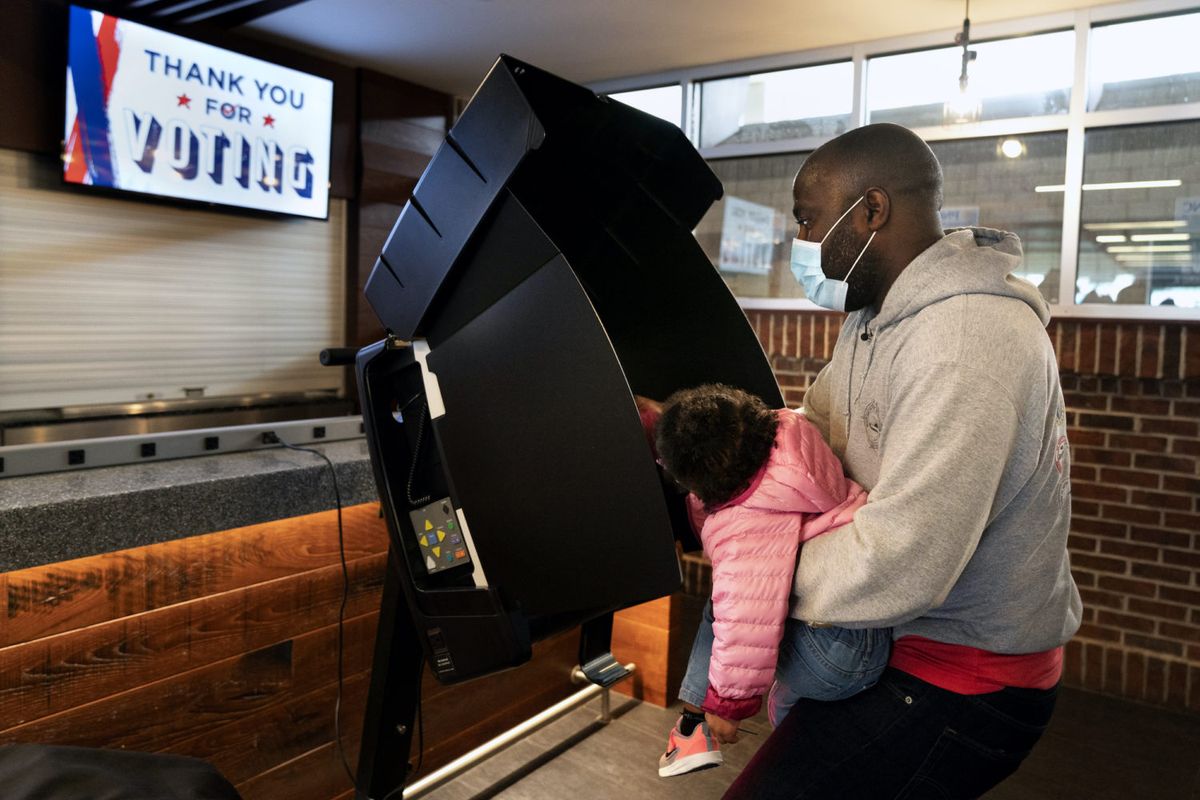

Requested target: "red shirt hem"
[{"left": 889, "top": 635, "right": 1063, "bottom": 695}]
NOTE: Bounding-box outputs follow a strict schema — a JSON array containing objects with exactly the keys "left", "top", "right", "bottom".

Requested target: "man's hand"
[{"left": 704, "top": 712, "right": 740, "bottom": 745}]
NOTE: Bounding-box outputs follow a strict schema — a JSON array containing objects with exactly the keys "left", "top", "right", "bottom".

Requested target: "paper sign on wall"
[
  {"left": 1176, "top": 196, "right": 1200, "bottom": 228},
  {"left": 940, "top": 206, "right": 980, "bottom": 229},
  {"left": 719, "top": 196, "right": 780, "bottom": 275}
]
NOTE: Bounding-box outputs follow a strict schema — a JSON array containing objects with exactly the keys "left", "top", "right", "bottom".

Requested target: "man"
[{"left": 721, "top": 123, "right": 1082, "bottom": 799}]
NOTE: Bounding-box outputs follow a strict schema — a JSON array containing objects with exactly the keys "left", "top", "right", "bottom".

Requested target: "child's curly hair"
[{"left": 655, "top": 384, "right": 779, "bottom": 508}]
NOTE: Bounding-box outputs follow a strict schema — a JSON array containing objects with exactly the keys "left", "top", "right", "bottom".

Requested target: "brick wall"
[{"left": 741, "top": 310, "right": 1200, "bottom": 713}]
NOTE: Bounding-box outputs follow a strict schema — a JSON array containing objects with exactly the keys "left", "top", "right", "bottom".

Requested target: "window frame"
[
  {"left": 692, "top": 58, "right": 856, "bottom": 151},
  {"left": 587, "top": 0, "right": 1200, "bottom": 321},
  {"left": 605, "top": 83, "right": 687, "bottom": 128}
]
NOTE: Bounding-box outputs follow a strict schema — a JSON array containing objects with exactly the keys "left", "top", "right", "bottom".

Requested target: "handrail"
[{"left": 401, "top": 663, "right": 636, "bottom": 799}]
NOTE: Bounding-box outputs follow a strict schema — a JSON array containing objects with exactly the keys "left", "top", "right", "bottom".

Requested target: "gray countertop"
[{"left": 0, "top": 439, "right": 379, "bottom": 572}]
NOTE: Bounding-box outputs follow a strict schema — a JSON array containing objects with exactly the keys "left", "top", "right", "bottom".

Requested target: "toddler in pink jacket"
[{"left": 641, "top": 384, "right": 890, "bottom": 778}]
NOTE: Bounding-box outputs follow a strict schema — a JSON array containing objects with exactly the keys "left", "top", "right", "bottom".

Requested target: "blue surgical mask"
[{"left": 790, "top": 196, "right": 877, "bottom": 312}]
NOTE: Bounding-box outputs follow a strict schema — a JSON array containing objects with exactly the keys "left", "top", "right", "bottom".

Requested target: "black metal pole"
[{"left": 355, "top": 546, "right": 424, "bottom": 800}]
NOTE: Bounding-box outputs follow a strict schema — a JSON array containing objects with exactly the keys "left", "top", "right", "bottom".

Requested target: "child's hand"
[
  {"left": 634, "top": 395, "right": 663, "bottom": 458},
  {"left": 704, "top": 712, "right": 740, "bottom": 744},
  {"left": 634, "top": 395, "right": 663, "bottom": 416}
]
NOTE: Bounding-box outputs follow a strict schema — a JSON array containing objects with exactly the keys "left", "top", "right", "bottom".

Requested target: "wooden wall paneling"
[
  {"left": 611, "top": 592, "right": 706, "bottom": 708},
  {"left": 358, "top": 120, "right": 445, "bottom": 195},
  {"left": 360, "top": 125, "right": 446, "bottom": 177},
  {"left": 0, "top": 503, "right": 387, "bottom": 647},
  {"left": 0, "top": 552, "right": 385, "bottom": 729},
  {"left": 359, "top": 69, "right": 454, "bottom": 130},
  {"left": 0, "top": 504, "right": 390, "bottom": 799},
  {"left": 353, "top": 201, "right": 406, "bottom": 347},
  {"left": 1, "top": 611, "right": 378, "bottom": 750},
  {"left": 0, "top": 1, "right": 67, "bottom": 156},
  {"left": 237, "top": 740, "right": 359, "bottom": 800},
  {"left": 612, "top": 597, "right": 673, "bottom": 706},
  {"left": 233, "top": 627, "right": 580, "bottom": 800},
  {"left": 1, "top": 495, "right": 632, "bottom": 800},
  {"left": 173, "top": 667, "right": 373, "bottom": 787}
]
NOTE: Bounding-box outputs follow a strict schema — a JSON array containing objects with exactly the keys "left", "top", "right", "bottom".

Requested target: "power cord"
[
  {"left": 267, "top": 430, "right": 425, "bottom": 800},
  {"left": 265, "top": 433, "right": 357, "bottom": 789}
]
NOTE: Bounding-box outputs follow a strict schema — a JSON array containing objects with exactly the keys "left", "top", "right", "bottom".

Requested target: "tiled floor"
[{"left": 422, "top": 686, "right": 1200, "bottom": 800}]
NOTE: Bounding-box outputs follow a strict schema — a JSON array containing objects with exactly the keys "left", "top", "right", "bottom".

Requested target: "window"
[
  {"left": 928, "top": 133, "right": 1069, "bottom": 304},
  {"left": 695, "top": 153, "right": 809, "bottom": 298},
  {"left": 1076, "top": 121, "right": 1200, "bottom": 308},
  {"left": 607, "top": 85, "right": 682, "bottom": 127},
  {"left": 698, "top": 63, "right": 853, "bottom": 149},
  {"left": 867, "top": 31, "right": 1074, "bottom": 128},
  {"left": 1089, "top": 12, "right": 1200, "bottom": 111},
  {"left": 599, "top": 2, "right": 1200, "bottom": 318}
]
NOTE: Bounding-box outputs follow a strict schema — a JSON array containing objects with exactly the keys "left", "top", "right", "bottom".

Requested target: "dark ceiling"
[{"left": 82, "top": 0, "right": 313, "bottom": 29}]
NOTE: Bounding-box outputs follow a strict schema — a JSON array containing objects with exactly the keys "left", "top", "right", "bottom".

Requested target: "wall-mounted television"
[{"left": 63, "top": 5, "right": 333, "bottom": 220}]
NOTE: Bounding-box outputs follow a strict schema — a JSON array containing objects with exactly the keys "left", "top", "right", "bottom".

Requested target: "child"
[{"left": 638, "top": 384, "right": 890, "bottom": 778}]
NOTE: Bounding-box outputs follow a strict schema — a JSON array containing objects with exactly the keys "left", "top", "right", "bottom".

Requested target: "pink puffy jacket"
[{"left": 688, "top": 409, "right": 866, "bottom": 720}]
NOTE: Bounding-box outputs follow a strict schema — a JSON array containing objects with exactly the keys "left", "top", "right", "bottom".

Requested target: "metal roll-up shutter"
[{"left": 0, "top": 148, "right": 346, "bottom": 412}]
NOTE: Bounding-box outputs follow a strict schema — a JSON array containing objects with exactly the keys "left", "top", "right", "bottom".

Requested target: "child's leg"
[
  {"left": 677, "top": 598, "right": 716, "bottom": 712},
  {"left": 659, "top": 599, "right": 725, "bottom": 776},
  {"left": 768, "top": 619, "right": 891, "bottom": 727}
]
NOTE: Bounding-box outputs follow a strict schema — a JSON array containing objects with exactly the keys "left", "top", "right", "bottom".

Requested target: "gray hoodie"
[{"left": 793, "top": 227, "right": 1083, "bottom": 653}]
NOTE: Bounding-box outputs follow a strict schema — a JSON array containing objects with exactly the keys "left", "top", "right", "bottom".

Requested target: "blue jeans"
[
  {"left": 678, "top": 600, "right": 891, "bottom": 726},
  {"left": 722, "top": 667, "right": 1059, "bottom": 799}
]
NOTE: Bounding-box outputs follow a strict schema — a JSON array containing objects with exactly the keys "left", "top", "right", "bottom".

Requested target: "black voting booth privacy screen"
[{"left": 353, "top": 54, "right": 782, "bottom": 795}]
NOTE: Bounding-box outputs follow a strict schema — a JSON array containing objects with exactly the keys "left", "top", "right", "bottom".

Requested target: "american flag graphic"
[{"left": 64, "top": 7, "right": 122, "bottom": 187}]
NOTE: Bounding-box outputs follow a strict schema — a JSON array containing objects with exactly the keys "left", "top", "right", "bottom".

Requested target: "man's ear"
[{"left": 863, "top": 187, "right": 890, "bottom": 230}]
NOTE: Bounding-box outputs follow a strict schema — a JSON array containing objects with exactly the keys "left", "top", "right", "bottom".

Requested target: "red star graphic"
[
  {"left": 263, "top": 114, "right": 275, "bottom": 127},
  {"left": 176, "top": 94, "right": 191, "bottom": 108}
]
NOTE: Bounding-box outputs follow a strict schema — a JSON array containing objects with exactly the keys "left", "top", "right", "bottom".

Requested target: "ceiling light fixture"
[
  {"left": 1129, "top": 233, "right": 1190, "bottom": 242},
  {"left": 1085, "top": 179, "right": 1182, "bottom": 191},
  {"left": 1035, "top": 179, "right": 1182, "bottom": 192},
  {"left": 1000, "top": 138, "right": 1025, "bottom": 158},
  {"left": 1095, "top": 235, "right": 1127, "bottom": 243},
  {"left": 1083, "top": 220, "right": 1188, "bottom": 231},
  {"left": 1114, "top": 254, "right": 1193, "bottom": 262},
  {"left": 943, "top": 0, "right": 980, "bottom": 124},
  {"left": 1105, "top": 244, "right": 1192, "bottom": 253}
]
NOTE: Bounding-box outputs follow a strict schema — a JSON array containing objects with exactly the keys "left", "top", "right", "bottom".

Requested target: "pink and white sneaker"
[{"left": 657, "top": 715, "right": 723, "bottom": 777}]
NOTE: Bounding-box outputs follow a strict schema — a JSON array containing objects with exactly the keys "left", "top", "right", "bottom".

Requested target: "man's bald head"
[
  {"left": 800, "top": 123, "right": 943, "bottom": 217},
  {"left": 790, "top": 124, "right": 947, "bottom": 312}
]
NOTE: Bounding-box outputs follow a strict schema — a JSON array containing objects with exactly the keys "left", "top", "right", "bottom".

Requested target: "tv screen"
[{"left": 63, "top": 5, "right": 333, "bottom": 219}]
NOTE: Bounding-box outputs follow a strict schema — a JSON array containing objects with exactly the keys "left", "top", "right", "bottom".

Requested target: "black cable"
[
  {"left": 405, "top": 399, "right": 432, "bottom": 508},
  {"left": 275, "top": 433, "right": 426, "bottom": 800},
  {"left": 273, "top": 437, "right": 357, "bottom": 790}
]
